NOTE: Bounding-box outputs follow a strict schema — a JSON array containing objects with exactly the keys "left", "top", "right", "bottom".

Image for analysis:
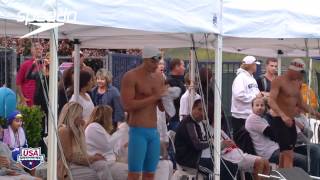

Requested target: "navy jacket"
[{"left": 91, "top": 84, "right": 125, "bottom": 123}]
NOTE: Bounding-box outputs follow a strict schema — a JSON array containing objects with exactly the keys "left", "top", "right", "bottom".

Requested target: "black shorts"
[{"left": 269, "top": 115, "right": 297, "bottom": 151}]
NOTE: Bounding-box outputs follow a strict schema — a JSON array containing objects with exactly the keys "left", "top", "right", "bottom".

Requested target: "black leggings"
[{"left": 231, "top": 116, "right": 246, "bottom": 134}]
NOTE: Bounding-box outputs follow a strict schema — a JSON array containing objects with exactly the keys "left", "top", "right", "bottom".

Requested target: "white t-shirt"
[
  {"left": 245, "top": 113, "right": 279, "bottom": 160},
  {"left": 69, "top": 93, "right": 94, "bottom": 122},
  {"left": 113, "top": 123, "right": 129, "bottom": 163},
  {"left": 157, "top": 108, "right": 169, "bottom": 143},
  {"left": 179, "top": 90, "right": 201, "bottom": 121}
]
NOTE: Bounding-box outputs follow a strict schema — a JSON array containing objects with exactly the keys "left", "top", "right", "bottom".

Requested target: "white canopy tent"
[
  {"left": 222, "top": 0, "right": 320, "bottom": 57},
  {"left": 3, "top": 19, "right": 320, "bottom": 59},
  {"left": 223, "top": 1, "right": 320, "bottom": 177},
  {"left": 2, "top": 0, "right": 320, "bottom": 51},
  {"left": 0, "top": 0, "right": 218, "bottom": 34},
  {"left": 0, "top": 19, "right": 218, "bottom": 48},
  {"left": 223, "top": 38, "right": 320, "bottom": 58},
  {"left": 0, "top": 0, "right": 223, "bottom": 179},
  {"left": 223, "top": 0, "right": 320, "bottom": 38}
]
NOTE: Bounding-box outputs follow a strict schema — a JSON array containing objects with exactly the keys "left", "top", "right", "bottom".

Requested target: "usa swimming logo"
[{"left": 17, "top": 148, "right": 45, "bottom": 170}]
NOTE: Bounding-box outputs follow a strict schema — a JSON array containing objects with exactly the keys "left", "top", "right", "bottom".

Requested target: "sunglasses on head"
[
  {"left": 150, "top": 55, "right": 161, "bottom": 61},
  {"left": 15, "top": 114, "right": 23, "bottom": 119}
]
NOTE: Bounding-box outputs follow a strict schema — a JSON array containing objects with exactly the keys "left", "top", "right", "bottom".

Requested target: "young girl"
[{"left": 3, "top": 110, "right": 27, "bottom": 161}]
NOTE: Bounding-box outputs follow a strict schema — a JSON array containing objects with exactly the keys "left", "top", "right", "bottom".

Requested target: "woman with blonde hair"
[
  {"left": 57, "top": 102, "right": 105, "bottom": 180},
  {"left": 90, "top": 68, "right": 124, "bottom": 131},
  {"left": 85, "top": 105, "right": 128, "bottom": 180}
]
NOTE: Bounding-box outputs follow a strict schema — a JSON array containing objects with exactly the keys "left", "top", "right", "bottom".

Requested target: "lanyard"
[{"left": 14, "top": 132, "right": 20, "bottom": 148}]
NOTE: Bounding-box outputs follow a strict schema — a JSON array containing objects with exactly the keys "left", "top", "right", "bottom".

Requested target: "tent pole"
[
  {"left": 47, "top": 27, "right": 58, "bottom": 180},
  {"left": 305, "top": 38, "right": 312, "bottom": 174},
  {"left": 190, "top": 45, "right": 196, "bottom": 106},
  {"left": 213, "top": 0, "right": 223, "bottom": 178},
  {"left": 277, "top": 54, "right": 282, "bottom": 75},
  {"left": 214, "top": 0, "right": 223, "bottom": 178},
  {"left": 214, "top": 34, "right": 222, "bottom": 180},
  {"left": 74, "top": 40, "right": 80, "bottom": 102}
]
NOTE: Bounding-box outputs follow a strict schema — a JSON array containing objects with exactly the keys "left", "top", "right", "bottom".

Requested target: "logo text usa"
[{"left": 21, "top": 148, "right": 41, "bottom": 157}]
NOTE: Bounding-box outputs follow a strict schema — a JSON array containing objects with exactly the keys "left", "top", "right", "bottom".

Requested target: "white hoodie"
[{"left": 231, "top": 68, "right": 260, "bottom": 119}]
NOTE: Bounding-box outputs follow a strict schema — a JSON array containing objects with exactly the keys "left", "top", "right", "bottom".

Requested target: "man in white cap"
[
  {"left": 268, "top": 58, "right": 320, "bottom": 168},
  {"left": 231, "top": 55, "right": 262, "bottom": 134},
  {"left": 120, "top": 46, "right": 167, "bottom": 180}
]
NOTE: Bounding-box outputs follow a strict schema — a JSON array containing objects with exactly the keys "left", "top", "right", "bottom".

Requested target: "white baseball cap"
[
  {"left": 242, "top": 56, "right": 260, "bottom": 65},
  {"left": 142, "top": 46, "right": 161, "bottom": 61},
  {"left": 288, "top": 58, "right": 306, "bottom": 73}
]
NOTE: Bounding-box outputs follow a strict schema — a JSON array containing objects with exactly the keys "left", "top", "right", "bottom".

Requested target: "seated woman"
[
  {"left": 3, "top": 110, "right": 28, "bottom": 161},
  {"left": 85, "top": 105, "right": 127, "bottom": 180},
  {"left": 57, "top": 102, "right": 107, "bottom": 180},
  {"left": 0, "top": 141, "right": 41, "bottom": 180}
]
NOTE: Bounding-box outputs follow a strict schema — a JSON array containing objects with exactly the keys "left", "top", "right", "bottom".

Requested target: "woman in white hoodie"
[{"left": 231, "top": 56, "right": 262, "bottom": 134}]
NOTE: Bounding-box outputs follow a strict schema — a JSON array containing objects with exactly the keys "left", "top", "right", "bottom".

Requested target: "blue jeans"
[
  {"left": 294, "top": 144, "right": 320, "bottom": 177},
  {"left": 269, "top": 149, "right": 308, "bottom": 171}
]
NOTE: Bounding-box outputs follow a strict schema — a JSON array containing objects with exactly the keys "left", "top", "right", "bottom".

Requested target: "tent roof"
[
  {"left": 2, "top": 0, "right": 320, "bottom": 57},
  {"left": 0, "top": 19, "right": 217, "bottom": 49},
  {"left": 221, "top": 0, "right": 320, "bottom": 57},
  {"left": 223, "top": 37, "right": 320, "bottom": 57},
  {"left": 223, "top": 0, "right": 320, "bottom": 38},
  {"left": 0, "top": 0, "right": 218, "bottom": 33}
]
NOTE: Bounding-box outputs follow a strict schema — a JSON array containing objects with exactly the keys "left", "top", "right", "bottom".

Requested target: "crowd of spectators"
[
  {"left": 0, "top": 38, "right": 141, "bottom": 57},
  {"left": 2, "top": 40, "right": 320, "bottom": 180}
]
